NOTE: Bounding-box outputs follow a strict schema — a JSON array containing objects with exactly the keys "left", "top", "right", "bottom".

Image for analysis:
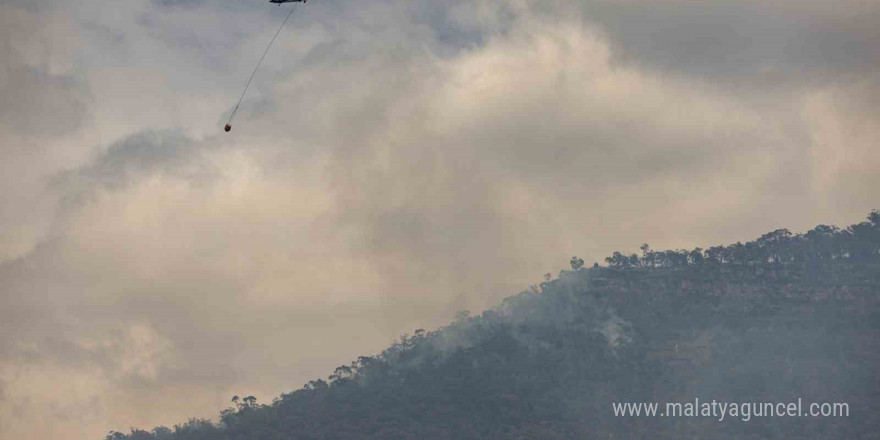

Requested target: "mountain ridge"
[{"left": 107, "top": 210, "right": 880, "bottom": 440}]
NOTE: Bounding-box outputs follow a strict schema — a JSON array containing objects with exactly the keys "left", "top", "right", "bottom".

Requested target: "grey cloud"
[
  {"left": 51, "top": 130, "right": 214, "bottom": 195},
  {"left": 293, "top": 0, "right": 499, "bottom": 58},
  {"left": 150, "top": 0, "right": 207, "bottom": 8},
  {"left": 578, "top": 0, "right": 880, "bottom": 85},
  {"left": 0, "top": 8, "right": 90, "bottom": 140},
  {"left": 409, "top": 0, "right": 491, "bottom": 54},
  {"left": 0, "top": 66, "right": 89, "bottom": 139}
]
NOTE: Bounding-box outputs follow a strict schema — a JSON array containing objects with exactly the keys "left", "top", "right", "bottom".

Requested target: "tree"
[
  {"left": 640, "top": 244, "right": 654, "bottom": 267},
  {"left": 329, "top": 365, "right": 354, "bottom": 382},
  {"left": 605, "top": 252, "right": 628, "bottom": 268},
  {"left": 705, "top": 246, "right": 724, "bottom": 264}
]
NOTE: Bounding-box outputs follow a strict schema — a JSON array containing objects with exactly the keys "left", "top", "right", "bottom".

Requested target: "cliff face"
[{"left": 107, "top": 214, "right": 880, "bottom": 440}]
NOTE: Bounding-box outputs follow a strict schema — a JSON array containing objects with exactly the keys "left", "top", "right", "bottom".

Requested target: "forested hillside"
[{"left": 107, "top": 211, "right": 880, "bottom": 440}]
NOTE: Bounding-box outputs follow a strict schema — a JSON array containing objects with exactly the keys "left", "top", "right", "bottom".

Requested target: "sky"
[{"left": 1, "top": 0, "right": 878, "bottom": 438}]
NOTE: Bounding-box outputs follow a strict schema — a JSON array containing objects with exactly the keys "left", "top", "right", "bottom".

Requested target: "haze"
[{"left": 1, "top": 0, "right": 878, "bottom": 439}]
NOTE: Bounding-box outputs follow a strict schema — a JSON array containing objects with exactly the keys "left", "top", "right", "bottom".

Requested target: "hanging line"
[{"left": 226, "top": 5, "right": 297, "bottom": 131}]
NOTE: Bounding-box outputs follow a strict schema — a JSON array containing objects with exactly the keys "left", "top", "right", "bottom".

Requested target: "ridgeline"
[{"left": 107, "top": 211, "right": 880, "bottom": 440}]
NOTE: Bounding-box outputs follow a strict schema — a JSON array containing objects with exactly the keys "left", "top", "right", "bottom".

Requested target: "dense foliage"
[
  {"left": 605, "top": 210, "right": 880, "bottom": 268},
  {"left": 106, "top": 211, "right": 880, "bottom": 440}
]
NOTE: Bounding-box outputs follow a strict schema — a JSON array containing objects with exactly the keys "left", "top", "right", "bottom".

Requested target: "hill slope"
[{"left": 107, "top": 211, "right": 880, "bottom": 440}]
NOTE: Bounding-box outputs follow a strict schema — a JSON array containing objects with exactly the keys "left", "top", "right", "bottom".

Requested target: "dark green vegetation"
[{"left": 107, "top": 211, "right": 880, "bottom": 440}]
